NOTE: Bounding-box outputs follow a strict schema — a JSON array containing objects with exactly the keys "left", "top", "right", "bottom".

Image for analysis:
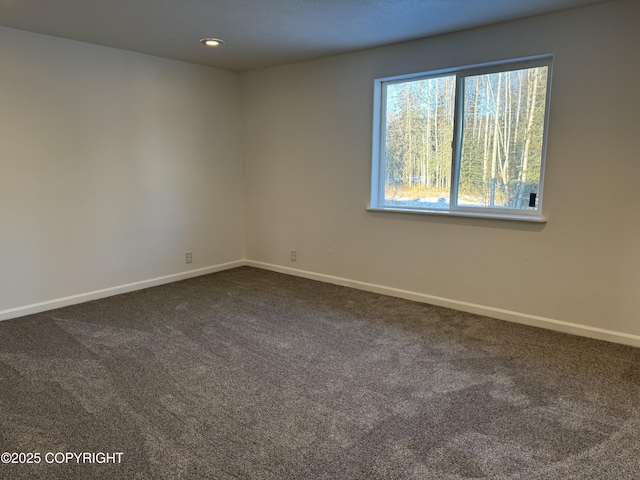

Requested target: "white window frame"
[{"left": 369, "top": 55, "right": 553, "bottom": 222}]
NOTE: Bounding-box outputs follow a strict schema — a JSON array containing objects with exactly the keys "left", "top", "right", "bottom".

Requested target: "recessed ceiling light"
[{"left": 200, "top": 38, "right": 224, "bottom": 47}]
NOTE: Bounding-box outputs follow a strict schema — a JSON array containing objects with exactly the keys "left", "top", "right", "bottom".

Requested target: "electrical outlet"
[
  {"left": 290, "top": 250, "right": 297, "bottom": 262},
  {"left": 185, "top": 252, "right": 193, "bottom": 264}
]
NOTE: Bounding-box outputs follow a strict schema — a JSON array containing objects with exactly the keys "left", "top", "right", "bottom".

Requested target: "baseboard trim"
[
  {"left": 5, "top": 259, "right": 640, "bottom": 349},
  {"left": 0, "top": 260, "right": 245, "bottom": 322},
  {"left": 246, "top": 260, "right": 640, "bottom": 349}
]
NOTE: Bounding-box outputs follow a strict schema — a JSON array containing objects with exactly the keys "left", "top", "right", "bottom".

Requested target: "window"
[{"left": 370, "top": 56, "right": 552, "bottom": 221}]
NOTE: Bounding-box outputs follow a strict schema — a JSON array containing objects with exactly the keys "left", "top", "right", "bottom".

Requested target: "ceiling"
[{"left": 0, "top": 0, "right": 610, "bottom": 72}]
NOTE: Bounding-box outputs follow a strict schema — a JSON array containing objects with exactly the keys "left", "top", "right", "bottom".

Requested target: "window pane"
[
  {"left": 383, "top": 75, "right": 455, "bottom": 209},
  {"left": 457, "top": 66, "right": 548, "bottom": 210}
]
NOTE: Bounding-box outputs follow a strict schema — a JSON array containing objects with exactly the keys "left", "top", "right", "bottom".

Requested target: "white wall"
[
  {"left": 0, "top": 27, "right": 244, "bottom": 314},
  {"left": 241, "top": 0, "right": 640, "bottom": 338}
]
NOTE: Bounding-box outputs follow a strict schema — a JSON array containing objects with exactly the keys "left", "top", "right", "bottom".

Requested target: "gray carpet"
[{"left": 1, "top": 266, "right": 640, "bottom": 479}]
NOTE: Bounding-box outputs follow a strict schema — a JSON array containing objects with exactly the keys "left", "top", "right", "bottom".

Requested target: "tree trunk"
[{"left": 490, "top": 74, "right": 502, "bottom": 207}]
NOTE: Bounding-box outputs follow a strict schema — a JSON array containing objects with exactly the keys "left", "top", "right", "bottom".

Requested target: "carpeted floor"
[{"left": 1, "top": 266, "right": 640, "bottom": 479}]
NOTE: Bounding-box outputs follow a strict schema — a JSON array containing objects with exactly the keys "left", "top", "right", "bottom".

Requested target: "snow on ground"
[
  {"left": 386, "top": 196, "right": 489, "bottom": 209},
  {"left": 385, "top": 196, "right": 450, "bottom": 209}
]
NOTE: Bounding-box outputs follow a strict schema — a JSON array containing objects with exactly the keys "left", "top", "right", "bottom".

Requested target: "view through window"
[{"left": 372, "top": 56, "right": 552, "bottom": 218}]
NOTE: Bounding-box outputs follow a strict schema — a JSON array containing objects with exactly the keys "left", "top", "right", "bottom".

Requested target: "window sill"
[{"left": 366, "top": 207, "right": 547, "bottom": 223}]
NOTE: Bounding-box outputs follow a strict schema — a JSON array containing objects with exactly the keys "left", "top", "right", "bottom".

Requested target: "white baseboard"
[
  {"left": 4, "top": 258, "right": 640, "bottom": 349},
  {"left": 245, "top": 260, "right": 640, "bottom": 349},
  {"left": 0, "top": 260, "right": 245, "bottom": 322}
]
